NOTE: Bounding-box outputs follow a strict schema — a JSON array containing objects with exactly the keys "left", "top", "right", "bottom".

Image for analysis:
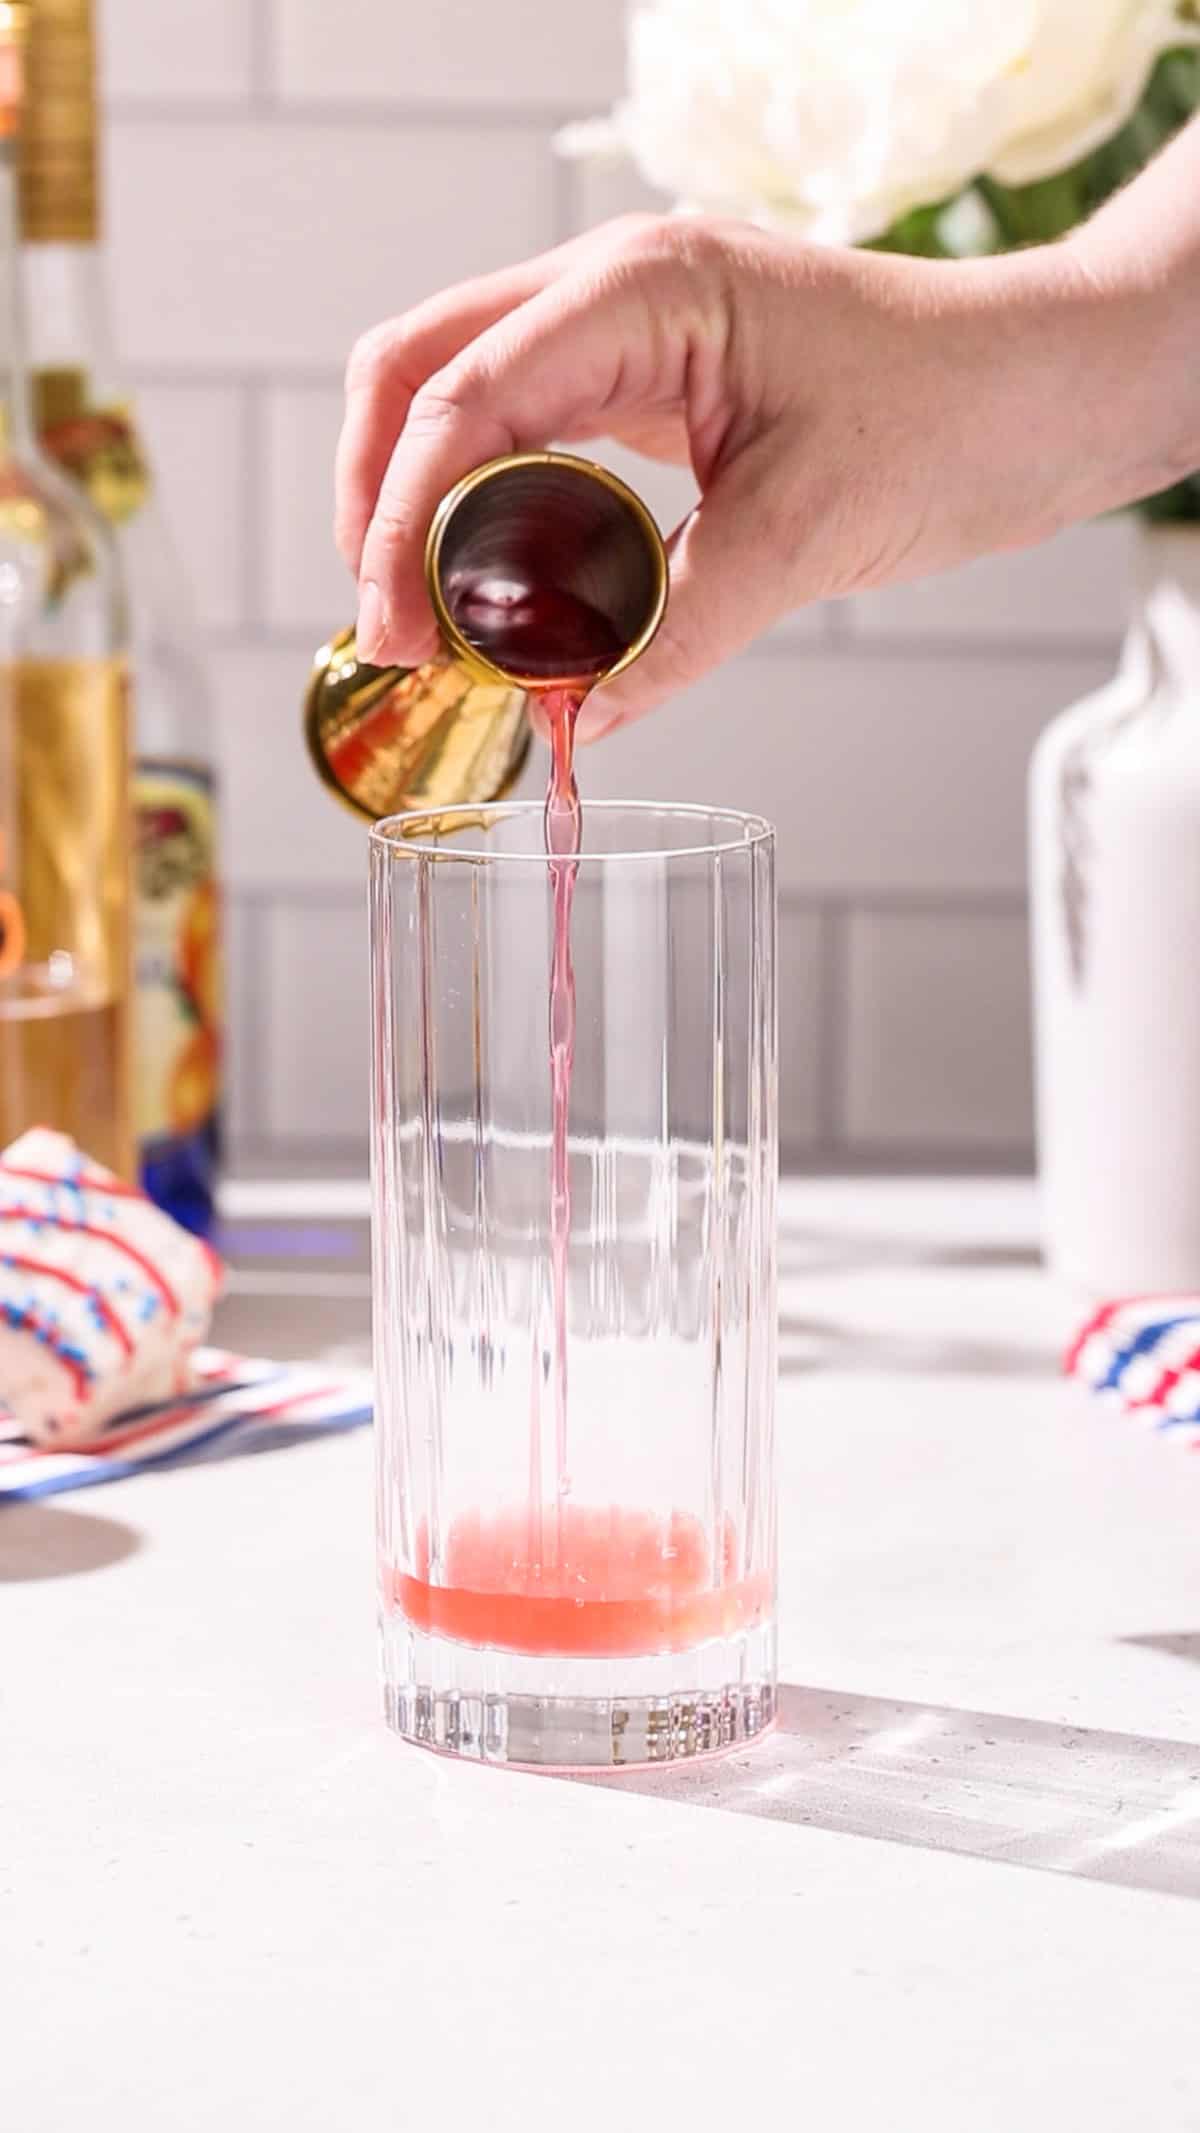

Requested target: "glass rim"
[{"left": 369, "top": 800, "right": 775, "bottom": 866}]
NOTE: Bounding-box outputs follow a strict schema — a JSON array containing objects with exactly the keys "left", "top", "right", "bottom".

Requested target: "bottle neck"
[
  {"left": 13, "top": 1, "right": 110, "bottom": 405},
  {"left": 1136, "top": 522, "right": 1200, "bottom": 612},
  {"left": 1133, "top": 524, "right": 1200, "bottom": 693},
  {"left": 21, "top": 235, "right": 112, "bottom": 376}
]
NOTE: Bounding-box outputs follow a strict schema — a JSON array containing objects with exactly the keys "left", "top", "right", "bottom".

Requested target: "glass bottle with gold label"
[
  {"left": 0, "top": 0, "right": 130, "bottom": 1176},
  {"left": 18, "top": 0, "right": 221, "bottom": 1236}
]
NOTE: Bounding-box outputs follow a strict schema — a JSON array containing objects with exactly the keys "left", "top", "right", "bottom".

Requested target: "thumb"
[
  {"left": 575, "top": 429, "right": 811, "bottom": 739},
  {"left": 356, "top": 271, "right": 654, "bottom": 668}
]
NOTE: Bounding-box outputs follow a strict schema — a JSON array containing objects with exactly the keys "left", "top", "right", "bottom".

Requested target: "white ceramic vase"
[{"left": 1030, "top": 526, "right": 1200, "bottom": 1295}]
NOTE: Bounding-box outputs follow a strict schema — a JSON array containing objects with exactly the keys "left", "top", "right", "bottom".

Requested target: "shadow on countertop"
[
  {"left": 778, "top": 1313, "right": 1057, "bottom": 1379},
  {"left": 777, "top": 1225, "right": 1043, "bottom": 1281},
  {"left": 1123, "top": 1631, "right": 1200, "bottom": 1670},
  {"left": 0, "top": 1500, "right": 142, "bottom": 1581},
  {"left": 579, "top": 1681, "right": 1200, "bottom": 1900}
]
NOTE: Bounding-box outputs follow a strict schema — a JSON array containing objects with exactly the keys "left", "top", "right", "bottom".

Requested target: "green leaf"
[
  {"left": 976, "top": 169, "right": 1084, "bottom": 245},
  {"left": 1137, "top": 477, "right": 1200, "bottom": 525},
  {"left": 870, "top": 199, "right": 957, "bottom": 259},
  {"left": 876, "top": 49, "right": 1200, "bottom": 259},
  {"left": 866, "top": 46, "right": 1200, "bottom": 525},
  {"left": 983, "top": 48, "right": 1200, "bottom": 241}
]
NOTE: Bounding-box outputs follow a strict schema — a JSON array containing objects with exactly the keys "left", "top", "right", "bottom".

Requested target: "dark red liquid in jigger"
[
  {"left": 451, "top": 573, "right": 625, "bottom": 682},
  {"left": 448, "top": 572, "right": 625, "bottom": 1566}
]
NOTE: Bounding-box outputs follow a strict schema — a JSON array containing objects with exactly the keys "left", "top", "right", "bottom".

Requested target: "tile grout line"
[
  {"left": 781, "top": 1145, "right": 1036, "bottom": 1177},
  {"left": 749, "top": 630, "right": 1119, "bottom": 667},
  {"left": 230, "top": 892, "right": 267, "bottom": 1149},
  {"left": 225, "top": 881, "right": 1028, "bottom": 917},
  {"left": 230, "top": 883, "right": 368, "bottom": 913},
  {"left": 197, "top": 610, "right": 1119, "bottom": 666},
  {"left": 237, "top": 379, "right": 268, "bottom": 637},
  {"left": 550, "top": 148, "right": 580, "bottom": 246},
  {"left": 799, "top": 890, "right": 1028, "bottom": 916},
  {"left": 130, "top": 367, "right": 343, "bottom": 393},
  {"left": 237, "top": 1133, "right": 370, "bottom": 1167},
  {"left": 104, "top": 96, "right": 597, "bottom": 131},
  {"left": 247, "top": 0, "right": 275, "bottom": 106}
]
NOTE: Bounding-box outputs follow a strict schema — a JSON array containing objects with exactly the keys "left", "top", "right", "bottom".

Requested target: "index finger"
[
  {"left": 334, "top": 220, "right": 657, "bottom": 577},
  {"left": 356, "top": 262, "right": 677, "bottom": 665},
  {"left": 335, "top": 259, "right": 558, "bottom": 577}
]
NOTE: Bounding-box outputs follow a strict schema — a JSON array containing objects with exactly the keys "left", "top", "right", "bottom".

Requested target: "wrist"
[
  {"left": 980, "top": 235, "right": 1193, "bottom": 529},
  {"left": 1060, "top": 181, "right": 1200, "bottom": 510}
]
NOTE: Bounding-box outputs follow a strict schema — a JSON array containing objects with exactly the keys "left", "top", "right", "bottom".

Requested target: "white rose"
[{"left": 561, "top": 0, "right": 1200, "bottom": 243}]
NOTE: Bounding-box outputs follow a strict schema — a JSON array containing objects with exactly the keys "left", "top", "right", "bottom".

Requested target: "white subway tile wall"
[
  {"left": 209, "top": 645, "right": 367, "bottom": 888},
  {"left": 103, "top": 0, "right": 1132, "bottom": 1170},
  {"left": 851, "top": 519, "right": 1137, "bottom": 649},
  {"left": 843, "top": 909, "right": 1033, "bottom": 1156},
  {"left": 257, "top": 895, "right": 371, "bottom": 1150},
  {"left": 104, "top": 0, "right": 254, "bottom": 103},
  {"left": 272, "top": 0, "right": 626, "bottom": 111},
  {"left": 262, "top": 385, "right": 345, "bottom": 633},
  {"left": 572, "top": 648, "right": 1111, "bottom": 895},
  {"left": 135, "top": 384, "right": 248, "bottom": 631},
  {"left": 105, "top": 120, "right": 553, "bottom": 371}
]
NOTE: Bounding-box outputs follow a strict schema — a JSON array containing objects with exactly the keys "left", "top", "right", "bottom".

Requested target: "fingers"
[
  {"left": 334, "top": 218, "right": 665, "bottom": 579},
  {"left": 356, "top": 264, "right": 677, "bottom": 666},
  {"left": 574, "top": 429, "right": 805, "bottom": 739},
  {"left": 334, "top": 258, "right": 561, "bottom": 579}
]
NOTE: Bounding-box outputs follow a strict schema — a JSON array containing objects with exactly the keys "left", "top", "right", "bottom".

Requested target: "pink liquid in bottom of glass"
[
  {"left": 407, "top": 587, "right": 771, "bottom": 1665},
  {"left": 388, "top": 1506, "right": 772, "bottom": 1659}
]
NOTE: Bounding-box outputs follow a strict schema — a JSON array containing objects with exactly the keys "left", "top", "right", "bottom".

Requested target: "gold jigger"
[{"left": 304, "top": 451, "right": 668, "bottom": 825}]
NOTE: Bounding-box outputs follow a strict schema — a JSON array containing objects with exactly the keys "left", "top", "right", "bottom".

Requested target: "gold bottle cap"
[
  {"left": 305, "top": 450, "right": 667, "bottom": 826},
  {"left": 19, "top": 0, "right": 98, "bottom": 243}
]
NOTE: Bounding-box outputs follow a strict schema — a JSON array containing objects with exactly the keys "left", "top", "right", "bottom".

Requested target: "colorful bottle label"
[
  {"left": 133, "top": 760, "right": 222, "bottom": 1236},
  {"left": 32, "top": 363, "right": 224, "bottom": 1229},
  {"left": 32, "top": 370, "right": 151, "bottom": 525}
]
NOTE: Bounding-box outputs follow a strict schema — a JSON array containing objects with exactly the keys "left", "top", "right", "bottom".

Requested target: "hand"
[{"left": 335, "top": 211, "right": 1169, "bottom": 738}]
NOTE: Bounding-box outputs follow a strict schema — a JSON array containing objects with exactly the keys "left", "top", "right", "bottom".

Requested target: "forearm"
[
  {"left": 1076, "top": 109, "right": 1200, "bottom": 285},
  {"left": 336, "top": 119, "right": 1200, "bottom": 716},
  {"left": 1063, "top": 112, "right": 1200, "bottom": 506}
]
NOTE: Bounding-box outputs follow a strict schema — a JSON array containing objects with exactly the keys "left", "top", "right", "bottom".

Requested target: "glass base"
[{"left": 381, "top": 1616, "right": 777, "bottom": 1769}]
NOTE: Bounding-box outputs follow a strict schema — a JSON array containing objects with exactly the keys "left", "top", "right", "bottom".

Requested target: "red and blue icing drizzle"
[{"left": 0, "top": 1132, "right": 222, "bottom": 1435}]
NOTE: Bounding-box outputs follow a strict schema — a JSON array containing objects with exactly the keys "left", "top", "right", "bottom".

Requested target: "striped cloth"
[
  {"left": 0, "top": 1346, "right": 372, "bottom": 1501},
  {"left": 1067, "top": 1296, "right": 1200, "bottom": 1450}
]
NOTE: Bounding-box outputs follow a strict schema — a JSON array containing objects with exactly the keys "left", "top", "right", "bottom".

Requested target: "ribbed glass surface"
[{"left": 370, "top": 803, "right": 777, "bottom": 1768}]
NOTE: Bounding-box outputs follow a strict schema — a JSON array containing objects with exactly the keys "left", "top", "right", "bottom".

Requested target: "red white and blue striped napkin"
[
  {"left": 0, "top": 1346, "right": 373, "bottom": 1501},
  {"left": 1067, "top": 1296, "right": 1200, "bottom": 1451}
]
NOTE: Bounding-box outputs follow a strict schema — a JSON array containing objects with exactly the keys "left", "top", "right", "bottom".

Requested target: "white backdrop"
[{"left": 100, "top": 0, "right": 1132, "bottom": 1170}]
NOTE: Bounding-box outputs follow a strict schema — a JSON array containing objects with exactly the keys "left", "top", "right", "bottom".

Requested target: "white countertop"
[{"left": 3, "top": 1179, "right": 1198, "bottom": 2131}]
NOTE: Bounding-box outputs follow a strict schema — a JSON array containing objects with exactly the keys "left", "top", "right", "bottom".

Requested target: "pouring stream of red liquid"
[
  {"left": 389, "top": 575, "right": 766, "bottom": 1655},
  {"left": 454, "top": 574, "right": 624, "bottom": 1563}
]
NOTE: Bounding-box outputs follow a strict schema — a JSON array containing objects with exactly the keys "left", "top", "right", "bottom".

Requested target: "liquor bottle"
[
  {"left": 18, "top": 0, "right": 222, "bottom": 1236},
  {"left": 0, "top": 0, "right": 131, "bottom": 1174},
  {"left": 1031, "top": 526, "right": 1200, "bottom": 1293}
]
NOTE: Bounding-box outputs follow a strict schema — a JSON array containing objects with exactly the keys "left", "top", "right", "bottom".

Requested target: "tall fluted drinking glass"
[{"left": 370, "top": 802, "right": 777, "bottom": 1768}]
